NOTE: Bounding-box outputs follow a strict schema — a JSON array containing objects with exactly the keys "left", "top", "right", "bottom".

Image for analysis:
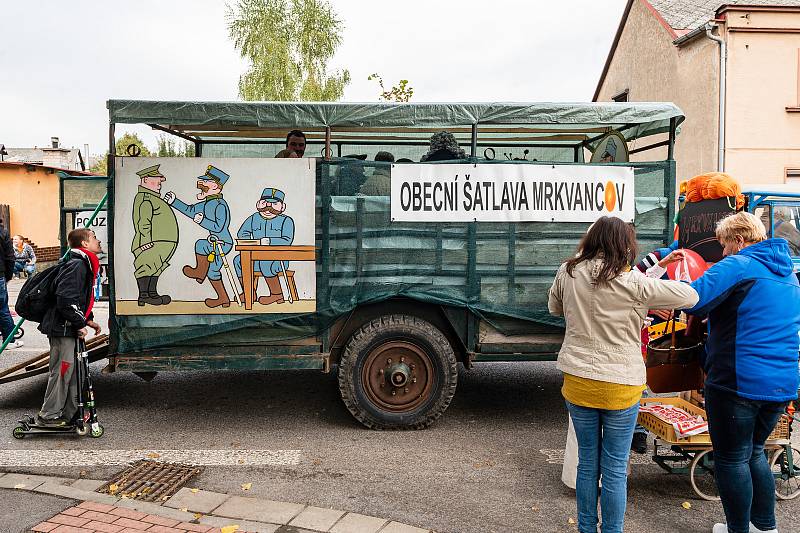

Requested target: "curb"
[{"left": 0, "top": 471, "right": 432, "bottom": 533}]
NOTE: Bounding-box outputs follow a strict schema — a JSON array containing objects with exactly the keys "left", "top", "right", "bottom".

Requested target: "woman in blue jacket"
[{"left": 687, "top": 212, "right": 800, "bottom": 533}]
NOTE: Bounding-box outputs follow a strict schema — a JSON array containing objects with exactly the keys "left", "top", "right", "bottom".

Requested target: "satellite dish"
[{"left": 590, "top": 131, "right": 629, "bottom": 164}]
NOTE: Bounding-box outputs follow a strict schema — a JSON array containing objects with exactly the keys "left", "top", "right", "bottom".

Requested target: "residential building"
[{"left": 595, "top": 0, "right": 800, "bottom": 186}]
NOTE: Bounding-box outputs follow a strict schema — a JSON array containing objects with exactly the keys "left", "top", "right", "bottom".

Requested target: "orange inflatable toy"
[{"left": 682, "top": 172, "right": 744, "bottom": 209}]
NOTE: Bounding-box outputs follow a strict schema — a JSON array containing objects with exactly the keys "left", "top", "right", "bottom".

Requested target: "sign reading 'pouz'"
[{"left": 390, "top": 164, "right": 635, "bottom": 223}]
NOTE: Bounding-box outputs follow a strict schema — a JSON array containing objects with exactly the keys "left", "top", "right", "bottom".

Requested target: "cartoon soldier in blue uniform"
[
  {"left": 234, "top": 187, "right": 295, "bottom": 305},
  {"left": 164, "top": 165, "right": 234, "bottom": 308}
]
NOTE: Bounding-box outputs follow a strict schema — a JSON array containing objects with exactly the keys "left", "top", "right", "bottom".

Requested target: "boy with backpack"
[{"left": 36, "top": 228, "right": 102, "bottom": 426}]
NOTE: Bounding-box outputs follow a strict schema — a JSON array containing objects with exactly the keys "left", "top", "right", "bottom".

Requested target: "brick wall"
[{"left": 35, "top": 246, "right": 61, "bottom": 262}]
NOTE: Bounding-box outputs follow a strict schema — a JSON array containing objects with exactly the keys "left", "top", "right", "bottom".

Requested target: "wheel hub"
[{"left": 361, "top": 341, "right": 435, "bottom": 412}]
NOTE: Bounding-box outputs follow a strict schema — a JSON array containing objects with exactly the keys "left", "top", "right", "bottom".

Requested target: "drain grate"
[{"left": 97, "top": 460, "right": 202, "bottom": 502}]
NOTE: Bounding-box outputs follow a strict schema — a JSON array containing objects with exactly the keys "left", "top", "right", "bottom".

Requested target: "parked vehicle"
[{"left": 97, "top": 101, "right": 683, "bottom": 429}]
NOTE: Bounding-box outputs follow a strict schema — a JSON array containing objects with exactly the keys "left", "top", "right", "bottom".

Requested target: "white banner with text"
[{"left": 390, "top": 164, "right": 635, "bottom": 223}]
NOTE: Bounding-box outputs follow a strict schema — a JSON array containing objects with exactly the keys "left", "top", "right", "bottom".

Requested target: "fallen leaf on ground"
[
  {"left": 108, "top": 483, "right": 119, "bottom": 494},
  {"left": 79, "top": 470, "right": 87, "bottom": 477},
  {"left": 194, "top": 512, "right": 202, "bottom": 519},
  {"left": 13, "top": 484, "right": 25, "bottom": 489},
  {"left": 180, "top": 508, "right": 188, "bottom": 512},
  {"left": 146, "top": 452, "right": 160, "bottom": 459},
  {"left": 681, "top": 501, "right": 692, "bottom": 510},
  {"left": 221, "top": 526, "right": 240, "bottom": 533},
  {"left": 568, "top": 517, "right": 576, "bottom": 524},
  {"left": 190, "top": 488, "right": 199, "bottom": 493},
  {"left": 240, "top": 482, "right": 252, "bottom": 491}
]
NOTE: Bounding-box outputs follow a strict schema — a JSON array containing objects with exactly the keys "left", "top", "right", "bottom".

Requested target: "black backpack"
[{"left": 15, "top": 262, "right": 63, "bottom": 323}]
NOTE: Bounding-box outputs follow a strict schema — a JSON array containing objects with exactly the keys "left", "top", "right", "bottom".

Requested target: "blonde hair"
[{"left": 716, "top": 211, "right": 767, "bottom": 244}]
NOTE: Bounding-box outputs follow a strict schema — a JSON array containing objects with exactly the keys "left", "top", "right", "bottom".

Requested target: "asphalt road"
[{"left": 1, "top": 279, "right": 798, "bottom": 533}]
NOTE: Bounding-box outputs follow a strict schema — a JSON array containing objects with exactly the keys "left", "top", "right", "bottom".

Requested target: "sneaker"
[
  {"left": 5, "top": 340, "right": 24, "bottom": 349},
  {"left": 35, "top": 415, "right": 69, "bottom": 427},
  {"left": 751, "top": 523, "right": 778, "bottom": 533},
  {"left": 631, "top": 432, "right": 648, "bottom": 454},
  {"left": 713, "top": 524, "right": 729, "bottom": 533}
]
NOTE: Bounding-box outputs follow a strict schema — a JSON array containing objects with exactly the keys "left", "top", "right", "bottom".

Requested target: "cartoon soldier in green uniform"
[{"left": 131, "top": 164, "right": 178, "bottom": 306}]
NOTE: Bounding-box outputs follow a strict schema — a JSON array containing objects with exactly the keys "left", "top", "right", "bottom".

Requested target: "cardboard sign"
[
  {"left": 678, "top": 197, "right": 737, "bottom": 263},
  {"left": 390, "top": 164, "right": 635, "bottom": 223},
  {"left": 113, "top": 157, "right": 316, "bottom": 315}
]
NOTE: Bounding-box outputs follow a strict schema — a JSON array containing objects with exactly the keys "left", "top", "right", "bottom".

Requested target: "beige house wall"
[
  {"left": 596, "top": 0, "right": 719, "bottom": 185},
  {"left": 1, "top": 165, "right": 61, "bottom": 248},
  {"left": 722, "top": 9, "right": 800, "bottom": 184}
]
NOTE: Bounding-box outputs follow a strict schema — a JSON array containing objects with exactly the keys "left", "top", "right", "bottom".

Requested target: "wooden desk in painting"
[{"left": 235, "top": 243, "right": 316, "bottom": 310}]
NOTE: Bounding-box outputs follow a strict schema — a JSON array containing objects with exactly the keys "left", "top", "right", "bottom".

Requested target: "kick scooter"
[{"left": 13, "top": 337, "right": 104, "bottom": 438}]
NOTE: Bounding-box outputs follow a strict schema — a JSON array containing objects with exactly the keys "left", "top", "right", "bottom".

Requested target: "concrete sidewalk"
[{"left": 0, "top": 472, "right": 431, "bottom": 533}]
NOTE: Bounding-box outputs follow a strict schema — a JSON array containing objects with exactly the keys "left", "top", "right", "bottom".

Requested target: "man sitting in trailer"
[
  {"left": 285, "top": 130, "right": 306, "bottom": 158},
  {"left": 234, "top": 187, "right": 295, "bottom": 306}
]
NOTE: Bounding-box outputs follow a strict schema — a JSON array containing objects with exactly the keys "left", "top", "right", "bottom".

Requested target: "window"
[
  {"left": 786, "top": 168, "right": 800, "bottom": 183},
  {"left": 612, "top": 89, "right": 629, "bottom": 103}
]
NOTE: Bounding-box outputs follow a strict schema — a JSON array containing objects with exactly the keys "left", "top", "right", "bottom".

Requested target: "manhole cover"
[{"left": 97, "top": 460, "right": 202, "bottom": 502}]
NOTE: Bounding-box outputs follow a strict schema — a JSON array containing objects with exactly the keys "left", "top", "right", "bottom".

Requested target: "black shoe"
[{"left": 631, "top": 432, "right": 647, "bottom": 454}]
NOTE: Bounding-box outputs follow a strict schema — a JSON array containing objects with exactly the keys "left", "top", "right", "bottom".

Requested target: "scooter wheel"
[
  {"left": 14, "top": 328, "right": 23, "bottom": 340},
  {"left": 12, "top": 426, "right": 25, "bottom": 439},
  {"left": 75, "top": 425, "right": 90, "bottom": 436},
  {"left": 90, "top": 424, "right": 105, "bottom": 438}
]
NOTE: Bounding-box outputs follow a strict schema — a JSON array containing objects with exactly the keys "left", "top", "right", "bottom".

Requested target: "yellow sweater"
[{"left": 562, "top": 373, "right": 645, "bottom": 410}]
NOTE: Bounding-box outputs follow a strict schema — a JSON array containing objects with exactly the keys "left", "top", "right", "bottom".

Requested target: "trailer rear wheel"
[{"left": 338, "top": 314, "right": 458, "bottom": 429}]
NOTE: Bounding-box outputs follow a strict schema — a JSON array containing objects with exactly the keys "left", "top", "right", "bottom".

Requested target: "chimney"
[{"left": 51, "top": 136, "right": 59, "bottom": 148}]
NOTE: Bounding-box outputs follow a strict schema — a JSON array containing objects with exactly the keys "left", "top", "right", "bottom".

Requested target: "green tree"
[
  {"left": 227, "top": 0, "right": 350, "bottom": 101},
  {"left": 88, "top": 132, "right": 152, "bottom": 175},
  {"left": 368, "top": 73, "right": 414, "bottom": 102},
  {"left": 156, "top": 135, "right": 195, "bottom": 157},
  {"left": 116, "top": 133, "right": 152, "bottom": 157}
]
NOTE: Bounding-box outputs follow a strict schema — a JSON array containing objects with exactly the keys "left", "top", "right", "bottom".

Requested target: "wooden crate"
[
  {"left": 638, "top": 396, "right": 790, "bottom": 445},
  {"left": 638, "top": 397, "right": 711, "bottom": 445}
]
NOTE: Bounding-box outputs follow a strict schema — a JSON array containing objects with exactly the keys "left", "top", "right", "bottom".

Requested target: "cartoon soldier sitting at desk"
[
  {"left": 234, "top": 187, "right": 295, "bottom": 305},
  {"left": 164, "top": 165, "right": 234, "bottom": 308}
]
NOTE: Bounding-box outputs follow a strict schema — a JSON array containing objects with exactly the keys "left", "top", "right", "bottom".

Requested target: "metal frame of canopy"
[{"left": 108, "top": 100, "right": 682, "bottom": 161}]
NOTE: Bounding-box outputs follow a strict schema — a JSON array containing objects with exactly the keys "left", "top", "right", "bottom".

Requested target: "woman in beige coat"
[{"left": 548, "top": 216, "right": 698, "bottom": 533}]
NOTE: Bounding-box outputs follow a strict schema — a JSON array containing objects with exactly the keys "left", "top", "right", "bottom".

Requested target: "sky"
[{"left": 0, "top": 0, "right": 627, "bottom": 159}]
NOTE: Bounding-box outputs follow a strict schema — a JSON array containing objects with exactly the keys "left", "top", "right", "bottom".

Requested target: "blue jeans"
[
  {"left": 705, "top": 387, "right": 787, "bottom": 533},
  {"left": 566, "top": 400, "right": 640, "bottom": 533},
  {"left": 0, "top": 277, "right": 15, "bottom": 342}
]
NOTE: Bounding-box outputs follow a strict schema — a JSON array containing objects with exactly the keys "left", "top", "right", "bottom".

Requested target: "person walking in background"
[
  {"left": 12, "top": 235, "right": 36, "bottom": 278},
  {"left": 0, "top": 222, "right": 23, "bottom": 349},
  {"left": 549, "top": 216, "right": 698, "bottom": 533},
  {"left": 685, "top": 212, "right": 800, "bottom": 533}
]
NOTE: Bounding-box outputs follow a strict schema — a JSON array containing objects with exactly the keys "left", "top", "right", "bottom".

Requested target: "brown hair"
[
  {"left": 68, "top": 228, "right": 92, "bottom": 249},
  {"left": 564, "top": 216, "right": 638, "bottom": 286}
]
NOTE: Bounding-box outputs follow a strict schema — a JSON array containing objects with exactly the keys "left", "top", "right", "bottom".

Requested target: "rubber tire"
[
  {"left": 771, "top": 445, "right": 800, "bottom": 500},
  {"left": 12, "top": 426, "right": 25, "bottom": 439},
  {"left": 338, "top": 314, "right": 458, "bottom": 430},
  {"left": 689, "top": 449, "right": 721, "bottom": 501}
]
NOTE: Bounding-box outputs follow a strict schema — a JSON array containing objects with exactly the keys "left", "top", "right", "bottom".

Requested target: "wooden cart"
[{"left": 637, "top": 396, "right": 799, "bottom": 501}]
